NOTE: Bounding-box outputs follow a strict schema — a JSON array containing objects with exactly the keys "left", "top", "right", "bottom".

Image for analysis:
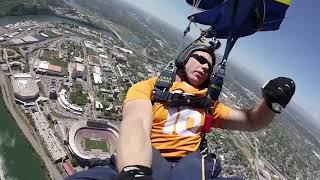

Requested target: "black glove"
[
  {"left": 262, "top": 77, "right": 295, "bottom": 113},
  {"left": 115, "top": 165, "right": 153, "bottom": 180}
]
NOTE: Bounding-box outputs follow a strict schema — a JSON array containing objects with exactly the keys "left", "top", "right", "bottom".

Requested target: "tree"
[{"left": 70, "top": 158, "right": 78, "bottom": 167}]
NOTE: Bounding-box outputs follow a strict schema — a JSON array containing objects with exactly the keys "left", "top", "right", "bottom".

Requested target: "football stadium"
[{"left": 68, "top": 120, "right": 119, "bottom": 163}]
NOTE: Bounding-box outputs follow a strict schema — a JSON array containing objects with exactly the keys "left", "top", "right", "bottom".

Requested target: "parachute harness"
[
  {"left": 151, "top": 36, "right": 223, "bottom": 134},
  {"left": 152, "top": 0, "right": 244, "bottom": 135},
  {"left": 153, "top": 0, "right": 292, "bottom": 131}
]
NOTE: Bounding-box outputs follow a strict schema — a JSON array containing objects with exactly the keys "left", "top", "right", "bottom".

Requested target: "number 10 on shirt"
[{"left": 162, "top": 107, "right": 202, "bottom": 136}]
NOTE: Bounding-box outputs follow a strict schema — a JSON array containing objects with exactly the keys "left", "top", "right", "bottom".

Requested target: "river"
[
  {"left": 0, "top": 15, "right": 116, "bottom": 37},
  {"left": 0, "top": 15, "right": 68, "bottom": 180},
  {"left": 0, "top": 97, "right": 49, "bottom": 180}
]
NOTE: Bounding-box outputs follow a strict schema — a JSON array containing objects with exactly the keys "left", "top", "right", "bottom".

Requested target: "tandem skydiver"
[{"left": 67, "top": 43, "right": 295, "bottom": 180}]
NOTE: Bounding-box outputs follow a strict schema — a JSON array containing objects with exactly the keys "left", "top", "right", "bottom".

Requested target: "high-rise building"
[{"left": 71, "top": 63, "right": 87, "bottom": 80}]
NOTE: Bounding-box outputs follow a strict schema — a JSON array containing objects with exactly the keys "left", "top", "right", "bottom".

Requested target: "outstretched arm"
[
  {"left": 220, "top": 77, "right": 295, "bottom": 131},
  {"left": 116, "top": 99, "right": 153, "bottom": 172},
  {"left": 221, "top": 99, "right": 274, "bottom": 131}
]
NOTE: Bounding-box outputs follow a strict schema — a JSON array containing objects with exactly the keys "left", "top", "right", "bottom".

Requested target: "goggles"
[{"left": 190, "top": 54, "right": 213, "bottom": 72}]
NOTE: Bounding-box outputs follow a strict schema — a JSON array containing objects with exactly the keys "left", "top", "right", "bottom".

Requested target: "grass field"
[
  {"left": 44, "top": 30, "right": 60, "bottom": 39},
  {"left": 43, "top": 49, "right": 59, "bottom": 59},
  {"left": 84, "top": 138, "right": 108, "bottom": 152}
]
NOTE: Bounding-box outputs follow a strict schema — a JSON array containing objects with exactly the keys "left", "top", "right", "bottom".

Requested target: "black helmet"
[{"left": 175, "top": 44, "right": 216, "bottom": 70}]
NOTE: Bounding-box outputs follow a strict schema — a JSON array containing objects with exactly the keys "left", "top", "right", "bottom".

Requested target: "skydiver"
[{"left": 67, "top": 44, "right": 295, "bottom": 180}]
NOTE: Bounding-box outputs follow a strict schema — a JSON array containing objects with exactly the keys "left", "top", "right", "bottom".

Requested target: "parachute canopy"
[{"left": 187, "top": 0, "right": 291, "bottom": 39}]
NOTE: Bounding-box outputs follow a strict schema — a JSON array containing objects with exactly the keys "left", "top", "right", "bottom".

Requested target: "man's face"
[{"left": 184, "top": 51, "right": 213, "bottom": 87}]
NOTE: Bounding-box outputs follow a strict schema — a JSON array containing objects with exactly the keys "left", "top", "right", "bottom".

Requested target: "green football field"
[{"left": 84, "top": 138, "right": 108, "bottom": 152}]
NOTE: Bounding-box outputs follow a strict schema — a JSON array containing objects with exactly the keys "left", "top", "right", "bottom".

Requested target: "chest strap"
[
  {"left": 167, "top": 93, "right": 215, "bottom": 133},
  {"left": 167, "top": 93, "right": 210, "bottom": 108}
]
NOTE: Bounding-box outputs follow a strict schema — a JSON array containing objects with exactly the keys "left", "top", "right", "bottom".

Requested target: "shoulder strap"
[{"left": 152, "top": 61, "right": 176, "bottom": 104}]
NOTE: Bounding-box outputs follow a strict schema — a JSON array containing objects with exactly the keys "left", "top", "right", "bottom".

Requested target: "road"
[
  {"left": 239, "top": 132, "right": 287, "bottom": 180},
  {"left": 0, "top": 73, "right": 64, "bottom": 180}
]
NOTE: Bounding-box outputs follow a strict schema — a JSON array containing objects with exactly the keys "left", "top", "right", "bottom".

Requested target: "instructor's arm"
[{"left": 116, "top": 99, "right": 153, "bottom": 172}]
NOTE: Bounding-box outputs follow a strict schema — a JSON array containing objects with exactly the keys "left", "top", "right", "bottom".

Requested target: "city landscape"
[{"left": 0, "top": 0, "right": 319, "bottom": 180}]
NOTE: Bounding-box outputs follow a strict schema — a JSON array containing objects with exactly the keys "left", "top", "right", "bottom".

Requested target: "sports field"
[{"left": 84, "top": 138, "right": 108, "bottom": 152}]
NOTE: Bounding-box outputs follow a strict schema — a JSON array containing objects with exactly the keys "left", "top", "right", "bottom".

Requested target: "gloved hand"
[
  {"left": 262, "top": 77, "right": 295, "bottom": 113},
  {"left": 115, "top": 165, "right": 153, "bottom": 180}
]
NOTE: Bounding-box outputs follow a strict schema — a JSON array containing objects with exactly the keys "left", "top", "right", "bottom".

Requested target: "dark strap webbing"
[
  {"left": 167, "top": 93, "right": 211, "bottom": 108},
  {"left": 152, "top": 62, "right": 176, "bottom": 104}
]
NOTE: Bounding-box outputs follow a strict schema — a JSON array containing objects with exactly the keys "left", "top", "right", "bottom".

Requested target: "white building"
[
  {"left": 22, "top": 35, "right": 39, "bottom": 42},
  {"left": 95, "top": 101, "right": 103, "bottom": 110},
  {"left": 57, "top": 89, "right": 83, "bottom": 115},
  {"left": 74, "top": 57, "right": 84, "bottom": 63},
  {"left": 40, "top": 33, "right": 49, "bottom": 38},
  {"left": 11, "top": 73, "right": 39, "bottom": 104},
  {"left": 34, "top": 60, "right": 62, "bottom": 75},
  {"left": 99, "top": 54, "right": 108, "bottom": 61},
  {"left": 93, "top": 73, "right": 102, "bottom": 84},
  {"left": 11, "top": 38, "right": 24, "bottom": 45}
]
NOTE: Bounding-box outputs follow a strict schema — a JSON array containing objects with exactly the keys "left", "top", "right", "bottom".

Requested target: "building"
[
  {"left": 34, "top": 60, "right": 64, "bottom": 76},
  {"left": 93, "top": 73, "right": 102, "bottom": 84},
  {"left": 111, "top": 51, "right": 127, "bottom": 64},
  {"left": 114, "top": 46, "right": 133, "bottom": 55},
  {"left": 71, "top": 63, "right": 86, "bottom": 80},
  {"left": 116, "top": 65, "right": 123, "bottom": 77},
  {"left": 99, "top": 54, "right": 108, "bottom": 62},
  {"left": 57, "top": 89, "right": 83, "bottom": 115},
  {"left": 74, "top": 57, "right": 84, "bottom": 63},
  {"left": 32, "top": 112, "right": 67, "bottom": 162},
  {"left": 49, "top": 89, "right": 58, "bottom": 100},
  {"left": 113, "top": 89, "right": 120, "bottom": 99},
  {"left": 1, "top": 64, "right": 8, "bottom": 71},
  {"left": 8, "top": 32, "right": 19, "bottom": 38},
  {"left": 93, "top": 66, "right": 101, "bottom": 75},
  {"left": 11, "top": 73, "right": 39, "bottom": 105},
  {"left": 11, "top": 38, "right": 24, "bottom": 45},
  {"left": 40, "top": 33, "right": 49, "bottom": 38},
  {"left": 88, "top": 55, "right": 100, "bottom": 66},
  {"left": 95, "top": 101, "right": 103, "bottom": 110},
  {"left": 22, "top": 35, "right": 39, "bottom": 43},
  {"left": 63, "top": 160, "right": 75, "bottom": 176},
  {"left": 97, "top": 43, "right": 103, "bottom": 48}
]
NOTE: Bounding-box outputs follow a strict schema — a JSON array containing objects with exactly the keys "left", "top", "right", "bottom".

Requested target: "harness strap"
[
  {"left": 152, "top": 61, "right": 176, "bottom": 104},
  {"left": 167, "top": 93, "right": 211, "bottom": 108}
]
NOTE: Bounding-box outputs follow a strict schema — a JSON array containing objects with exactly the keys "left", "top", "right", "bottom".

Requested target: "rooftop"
[
  {"left": 11, "top": 73, "right": 39, "bottom": 99},
  {"left": 93, "top": 73, "right": 102, "bottom": 84},
  {"left": 75, "top": 63, "right": 85, "bottom": 71},
  {"left": 22, "top": 35, "right": 38, "bottom": 42},
  {"left": 48, "top": 64, "right": 62, "bottom": 72}
]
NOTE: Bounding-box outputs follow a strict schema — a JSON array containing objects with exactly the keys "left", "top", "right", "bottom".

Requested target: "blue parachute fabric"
[
  {"left": 188, "top": 0, "right": 290, "bottom": 39},
  {"left": 186, "top": 0, "right": 224, "bottom": 10},
  {"left": 258, "top": 0, "right": 290, "bottom": 31},
  {"left": 188, "top": 0, "right": 257, "bottom": 39}
]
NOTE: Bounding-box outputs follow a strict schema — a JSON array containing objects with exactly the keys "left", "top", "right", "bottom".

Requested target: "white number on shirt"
[{"left": 162, "top": 106, "right": 202, "bottom": 136}]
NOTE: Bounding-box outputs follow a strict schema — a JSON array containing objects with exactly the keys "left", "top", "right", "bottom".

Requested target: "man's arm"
[
  {"left": 221, "top": 99, "right": 274, "bottom": 131},
  {"left": 116, "top": 99, "right": 153, "bottom": 172},
  {"left": 219, "top": 77, "right": 295, "bottom": 131}
]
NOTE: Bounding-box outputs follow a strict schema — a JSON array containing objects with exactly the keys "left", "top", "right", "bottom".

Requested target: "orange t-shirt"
[{"left": 124, "top": 77, "right": 231, "bottom": 158}]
